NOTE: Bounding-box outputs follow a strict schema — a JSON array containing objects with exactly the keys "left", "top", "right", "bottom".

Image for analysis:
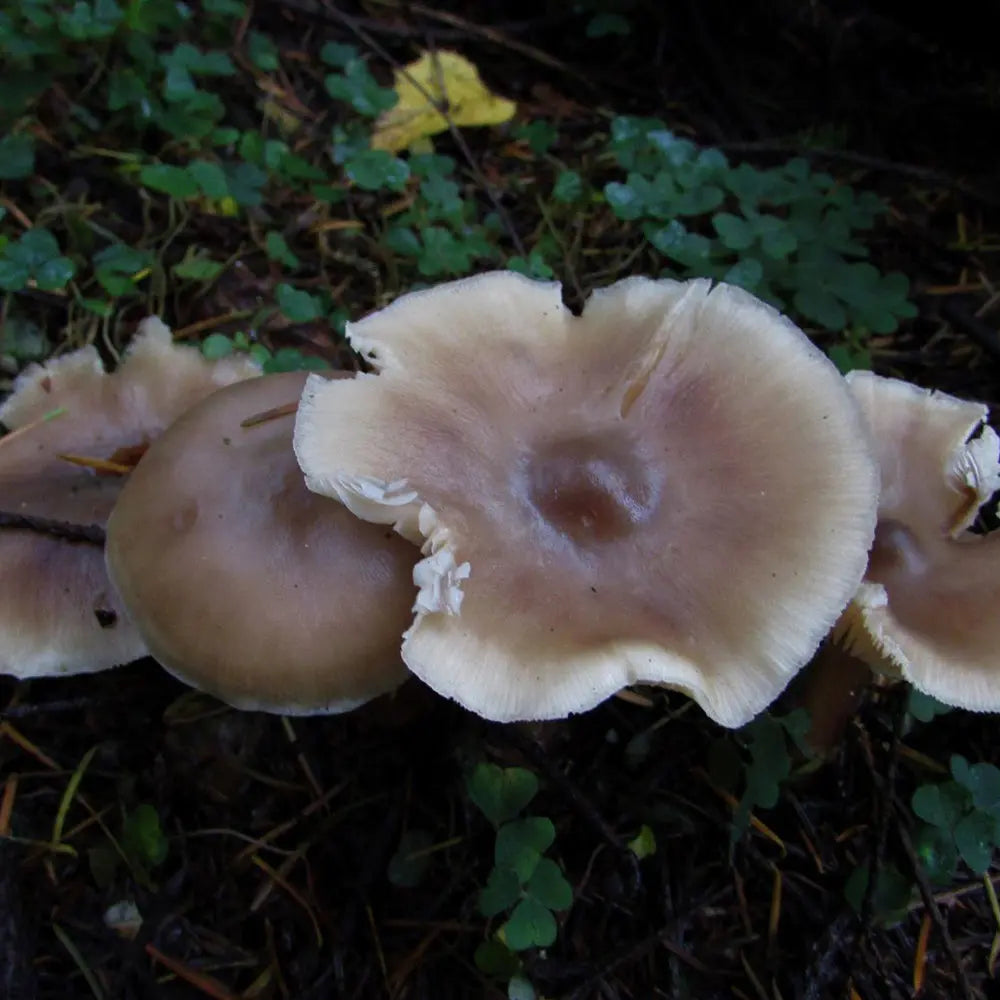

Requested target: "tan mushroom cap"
[
  {"left": 105, "top": 372, "right": 419, "bottom": 714},
  {"left": 838, "top": 371, "right": 1000, "bottom": 710},
  {"left": 294, "top": 272, "right": 879, "bottom": 727},
  {"left": 0, "top": 318, "right": 259, "bottom": 678}
]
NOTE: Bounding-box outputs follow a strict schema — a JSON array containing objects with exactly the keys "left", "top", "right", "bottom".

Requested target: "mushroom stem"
[
  {"left": 0, "top": 510, "right": 107, "bottom": 546},
  {"left": 786, "top": 639, "right": 873, "bottom": 755}
]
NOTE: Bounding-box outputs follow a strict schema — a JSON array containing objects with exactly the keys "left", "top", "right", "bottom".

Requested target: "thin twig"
[
  {"left": 0, "top": 510, "right": 106, "bottom": 546},
  {"left": 898, "top": 821, "right": 974, "bottom": 1000}
]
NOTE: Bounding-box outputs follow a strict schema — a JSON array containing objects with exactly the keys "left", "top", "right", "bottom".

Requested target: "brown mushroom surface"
[
  {"left": 838, "top": 372, "right": 1000, "bottom": 710},
  {"left": 105, "top": 372, "right": 419, "bottom": 714},
  {"left": 294, "top": 272, "right": 879, "bottom": 726},
  {"left": 0, "top": 318, "right": 259, "bottom": 678}
]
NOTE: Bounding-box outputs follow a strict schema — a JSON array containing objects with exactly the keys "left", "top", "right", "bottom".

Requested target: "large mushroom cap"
[
  {"left": 0, "top": 319, "right": 259, "bottom": 678},
  {"left": 839, "top": 371, "right": 1000, "bottom": 711},
  {"left": 105, "top": 372, "right": 419, "bottom": 714},
  {"left": 293, "top": 272, "right": 879, "bottom": 727}
]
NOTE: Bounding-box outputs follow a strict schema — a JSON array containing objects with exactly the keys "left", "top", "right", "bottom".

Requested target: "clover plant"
[
  {"left": 603, "top": 116, "right": 917, "bottom": 333},
  {"left": 467, "top": 763, "right": 573, "bottom": 998}
]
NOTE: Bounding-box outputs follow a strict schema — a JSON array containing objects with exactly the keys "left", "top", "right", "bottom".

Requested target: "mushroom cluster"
[{"left": 5, "top": 274, "right": 996, "bottom": 732}]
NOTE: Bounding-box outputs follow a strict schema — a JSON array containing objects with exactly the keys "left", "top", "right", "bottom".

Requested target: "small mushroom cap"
[
  {"left": 105, "top": 372, "right": 419, "bottom": 714},
  {"left": 0, "top": 319, "right": 259, "bottom": 678},
  {"left": 838, "top": 371, "right": 1000, "bottom": 710},
  {"left": 294, "top": 272, "right": 880, "bottom": 727}
]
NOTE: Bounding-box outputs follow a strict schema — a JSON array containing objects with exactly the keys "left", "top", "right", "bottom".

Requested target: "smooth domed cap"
[
  {"left": 0, "top": 318, "right": 259, "bottom": 678},
  {"left": 838, "top": 371, "right": 1000, "bottom": 711},
  {"left": 293, "top": 272, "right": 880, "bottom": 727},
  {"left": 106, "top": 372, "right": 419, "bottom": 713}
]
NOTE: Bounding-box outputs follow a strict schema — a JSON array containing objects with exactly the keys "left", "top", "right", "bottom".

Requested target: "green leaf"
[
  {"left": 276, "top": 283, "right": 322, "bottom": 323},
  {"left": 122, "top": 803, "right": 168, "bottom": 868},
  {"left": 552, "top": 170, "right": 583, "bottom": 203},
  {"left": 0, "top": 258, "right": 30, "bottom": 292},
  {"left": 827, "top": 342, "right": 871, "bottom": 375},
  {"left": 467, "top": 764, "right": 539, "bottom": 826},
  {"left": 16, "top": 228, "right": 61, "bottom": 268},
  {"left": 58, "top": 0, "right": 123, "bottom": 40},
  {"left": 222, "top": 161, "right": 267, "bottom": 207},
  {"left": 419, "top": 173, "right": 463, "bottom": 218},
  {"left": 507, "top": 250, "right": 554, "bottom": 281},
  {"left": 793, "top": 283, "right": 847, "bottom": 331},
  {"left": 384, "top": 226, "right": 422, "bottom": 257},
  {"left": 480, "top": 867, "right": 522, "bottom": 917},
  {"left": 504, "top": 897, "right": 557, "bottom": 951},
  {"left": 320, "top": 42, "right": 358, "bottom": 68},
  {"left": 843, "top": 863, "right": 912, "bottom": 927},
  {"left": 914, "top": 822, "right": 959, "bottom": 885},
  {"left": 345, "top": 150, "right": 409, "bottom": 192},
  {"left": 604, "top": 181, "right": 644, "bottom": 221},
  {"left": 954, "top": 811, "right": 997, "bottom": 874},
  {"left": 416, "top": 226, "right": 476, "bottom": 276},
  {"left": 644, "top": 220, "right": 711, "bottom": 268},
  {"left": 35, "top": 256, "right": 75, "bottom": 290},
  {"left": 186, "top": 160, "right": 229, "bottom": 199},
  {"left": 173, "top": 254, "right": 223, "bottom": 281},
  {"left": 263, "top": 347, "right": 328, "bottom": 374},
  {"left": 911, "top": 782, "right": 970, "bottom": 830},
  {"left": 201, "top": 333, "right": 234, "bottom": 360},
  {"left": 0, "top": 316, "right": 48, "bottom": 361},
  {"left": 246, "top": 30, "right": 279, "bottom": 70},
  {"left": 907, "top": 689, "right": 953, "bottom": 723},
  {"left": 723, "top": 258, "right": 764, "bottom": 293},
  {"left": 265, "top": 231, "right": 300, "bottom": 269},
  {"left": 495, "top": 818, "right": 555, "bottom": 882},
  {"left": 954, "top": 759, "right": 1000, "bottom": 814},
  {"left": 474, "top": 939, "right": 521, "bottom": 978},
  {"left": 627, "top": 824, "right": 657, "bottom": 860},
  {"left": 0, "top": 133, "right": 35, "bottom": 179},
  {"left": 713, "top": 212, "right": 754, "bottom": 251},
  {"left": 139, "top": 163, "right": 200, "bottom": 199},
  {"left": 387, "top": 828, "right": 432, "bottom": 888},
  {"left": 514, "top": 120, "right": 557, "bottom": 156},
  {"left": 525, "top": 858, "right": 573, "bottom": 911},
  {"left": 325, "top": 61, "right": 398, "bottom": 118}
]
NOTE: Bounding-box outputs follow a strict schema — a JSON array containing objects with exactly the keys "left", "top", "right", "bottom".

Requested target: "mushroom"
[
  {"left": 834, "top": 371, "right": 1000, "bottom": 711},
  {"left": 105, "top": 371, "right": 419, "bottom": 714},
  {"left": 0, "top": 318, "right": 259, "bottom": 678},
  {"left": 293, "top": 272, "right": 880, "bottom": 726}
]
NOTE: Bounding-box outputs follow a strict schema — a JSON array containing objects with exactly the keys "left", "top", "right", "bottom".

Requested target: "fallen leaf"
[{"left": 372, "top": 50, "right": 516, "bottom": 153}]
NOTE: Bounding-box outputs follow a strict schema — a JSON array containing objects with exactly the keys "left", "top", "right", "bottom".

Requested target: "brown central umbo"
[{"left": 524, "top": 435, "right": 656, "bottom": 544}]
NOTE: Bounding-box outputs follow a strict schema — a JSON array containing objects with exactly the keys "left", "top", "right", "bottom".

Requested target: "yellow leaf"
[{"left": 371, "top": 50, "right": 516, "bottom": 153}]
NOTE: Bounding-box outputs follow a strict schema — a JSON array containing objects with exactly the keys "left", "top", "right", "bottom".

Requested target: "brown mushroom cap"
[
  {"left": 0, "top": 319, "right": 259, "bottom": 678},
  {"left": 105, "top": 372, "right": 419, "bottom": 714},
  {"left": 838, "top": 371, "right": 1000, "bottom": 710},
  {"left": 293, "top": 272, "right": 879, "bottom": 726}
]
